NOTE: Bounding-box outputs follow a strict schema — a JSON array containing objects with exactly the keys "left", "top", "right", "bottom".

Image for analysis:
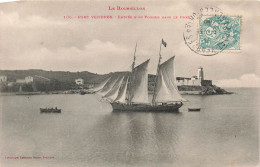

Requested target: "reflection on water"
[
  {"left": 1, "top": 88, "right": 259, "bottom": 167},
  {"left": 58, "top": 111, "right": 183, "bottom": 166}
]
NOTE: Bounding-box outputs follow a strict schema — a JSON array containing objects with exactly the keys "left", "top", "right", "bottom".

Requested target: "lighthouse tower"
[{"left": 197, "top": 66, "right": 204, "bottom": 85}]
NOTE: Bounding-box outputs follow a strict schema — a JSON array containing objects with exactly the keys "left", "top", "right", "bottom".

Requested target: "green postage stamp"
[{"left": 198, "top": 15, "right": 241, "bottom": 52}]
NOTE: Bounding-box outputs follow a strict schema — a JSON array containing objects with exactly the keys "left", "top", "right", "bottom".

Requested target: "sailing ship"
[{"left": 89, "top": 39, "right": 186, "bottom": 112}]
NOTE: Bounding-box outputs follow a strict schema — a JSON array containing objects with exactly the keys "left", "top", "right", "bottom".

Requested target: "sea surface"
[{"left": 0, "top": 88, "right": 259, "bottom": 167}]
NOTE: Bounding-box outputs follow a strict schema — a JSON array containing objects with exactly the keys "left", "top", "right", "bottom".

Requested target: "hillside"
[
  {"left": 0, "top": 70, "right": 231, "bottom": 95},
  {"left": 0, "top": 69, "right": 108, "bottom": 83}
]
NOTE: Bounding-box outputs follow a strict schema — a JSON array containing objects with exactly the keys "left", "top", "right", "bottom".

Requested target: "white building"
[
  {"left": 7, "top": 82, "right": 15, "bottom": 87},
  {"left": 176, "top": 77, "right": 191, "bottom": 85},
  {"left": 0, "top": 75, "right": 7, "bottom": 82},
  {"left": 176, "top": 67, "right": 206, "bottom": 86},
  {"left": 191, "top": 76, "right": 201, "bottom": 86},
  {"left": 75, "top": 78, "right": 84, "bottom": 85},
  {"left": 25, "top": 76, "right": 33, "bottom": 83},
  {"left": 16, "top": 76, "right": 34, "bottom": 84},
  {"left": 197, "top": 66, "right": 204, "bottom": 81}
]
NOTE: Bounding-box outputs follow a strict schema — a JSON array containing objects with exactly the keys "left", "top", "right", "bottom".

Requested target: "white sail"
[
  {"left": 104, "top": 76, "right": 125, "bottom": 102},
  {"left": 153, "top": 56, "right": 185, "bottom": 103},
  {"left": 97, "top": 77, "right": 119, "bottom": 96},
  {"left": 90, "top": 77, "right": 111, "bottom": 92},
  {"left": 130, "top": 59, "right": 150, "bottom": 104},
  {"left": 115, "top": 77, "right": 129, "bottom": 103}
]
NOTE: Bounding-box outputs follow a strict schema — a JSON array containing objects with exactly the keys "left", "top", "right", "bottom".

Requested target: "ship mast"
[
  {"left": 128, "top": 43, "right": 137, "bottom": 105},
  {"left": 152, "top": 39, "right": 163, "bottom": 106}
]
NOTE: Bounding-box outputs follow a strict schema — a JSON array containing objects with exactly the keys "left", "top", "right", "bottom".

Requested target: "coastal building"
[
  {"left": 176, "top": 67, "right": 212, "bottom": 86},
  {"left": 16, "top": 76, "right": 34, "bottom": 84},
  {"left": 198, "top": 66, "right": 204, "bottom": 81},
  {"left": 25, "top": 76, "right": 33, "bottom": 83},
  {"left": 7, "top": 82, "right": 15, "bottom": 87},
  {"left": 201, "top": 80, "right": 212, "bottom": 86},
  {"left": 176, "top": 77, "right": 191, "bottom": 85},
  {"left": 75, "top": 78, "right": 84, "bottom": 85},
  {"left": 0, "top": 75, "right": 7, "bottom": 83}
]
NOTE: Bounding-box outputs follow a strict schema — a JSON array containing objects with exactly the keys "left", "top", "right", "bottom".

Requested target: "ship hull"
[{"left": 110, "top": 102, "right": 183, "bottom": 112}]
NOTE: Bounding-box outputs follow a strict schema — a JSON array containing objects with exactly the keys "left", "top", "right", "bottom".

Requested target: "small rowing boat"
[
  {"left": 40, "top": 107, "right": 61, "bottom": 113},
  {"left": 188, "top": 108, "right": 201, "bottom": 112}
]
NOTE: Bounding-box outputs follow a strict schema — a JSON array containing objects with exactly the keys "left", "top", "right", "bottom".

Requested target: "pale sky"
[{"left": 0, "top": 1, "right": 259, "bottom": 87}]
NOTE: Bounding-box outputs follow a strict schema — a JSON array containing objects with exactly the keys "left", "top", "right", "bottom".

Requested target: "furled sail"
[
  {"left": 153, "top": 56, "right": 185, "bottom": 103},
  {"left": 115, "top": 77, "right": 129, "bottom": 103},
  {"left": 130, "top": 59, "right": 150, "bottom": 104},
  {"left": 104, "top": 76, "right": 125, "bottom": 102},
  {"left": 90, "top": 77, "right": 111, "bottom": 93},
  {"left": 97, "top": 77, "right": 119, "bottom": 96}
]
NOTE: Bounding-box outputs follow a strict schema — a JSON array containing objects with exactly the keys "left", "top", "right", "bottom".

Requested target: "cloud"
[
  {"left": 0, "top": 0, "right": 20, "bottom": 3},
  {"left": 216, "top": 74, "right": 260, "bottom": 87},
  {"left": 0, "top": 40, "right": 133, "bottom": 74},
  {"left": 0, "top": 11, "right": 65, "bottom": 28}
]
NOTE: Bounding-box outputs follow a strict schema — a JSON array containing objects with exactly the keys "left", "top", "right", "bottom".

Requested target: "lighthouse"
[{"left": 197, "top": 66, "right": 204, "bottom": 85}]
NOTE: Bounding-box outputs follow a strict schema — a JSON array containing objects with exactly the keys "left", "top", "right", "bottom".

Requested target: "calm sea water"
[{"left": 0, "top": 88, "right": 259, "bottom": 167}]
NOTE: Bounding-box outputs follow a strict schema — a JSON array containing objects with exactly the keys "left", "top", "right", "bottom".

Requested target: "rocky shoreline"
[
  {"left": 179, "top": 85, "right": 233, "bottom": 95},
  {"left": 201, "top": 85, "right": 233, "bottom": 95}
]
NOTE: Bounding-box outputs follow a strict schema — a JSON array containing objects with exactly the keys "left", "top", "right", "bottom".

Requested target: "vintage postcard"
[{"left": 0, "top": 1, "right": 259, "bottom": 167}]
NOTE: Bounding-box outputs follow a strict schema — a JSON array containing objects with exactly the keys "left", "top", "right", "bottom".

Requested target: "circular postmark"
[{"left": 183, "top": 7, "right": 241, "bottom": 56}]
